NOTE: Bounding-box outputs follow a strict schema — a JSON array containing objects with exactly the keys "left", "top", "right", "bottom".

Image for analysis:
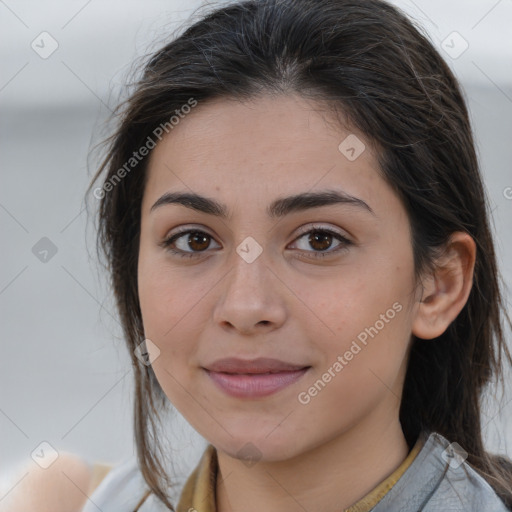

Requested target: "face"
[{"left": 137, "top": 93, "right": 420, "bottom": 461}]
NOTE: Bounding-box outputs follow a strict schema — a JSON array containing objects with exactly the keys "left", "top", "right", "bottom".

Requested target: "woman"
[{"left": 78, "top": 0, "right": 512, "bottom": 510}]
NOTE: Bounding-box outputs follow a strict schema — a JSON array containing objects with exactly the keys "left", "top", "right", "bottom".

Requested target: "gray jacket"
[
  {"left": 81, "top": 431, "right": 510, "bottom": 511},
  {"left": 370, "top": 431, "right": 510, "bottom": 511}
]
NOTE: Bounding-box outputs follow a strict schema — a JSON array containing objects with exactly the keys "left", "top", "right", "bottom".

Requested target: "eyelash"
[{"left": 160, "top": 225, "right": 352, "bottom": 260}]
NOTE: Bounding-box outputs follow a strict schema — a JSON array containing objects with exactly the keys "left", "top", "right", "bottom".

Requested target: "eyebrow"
[{"left": 150, "top": 189, "right": 375, "bottom": 219}]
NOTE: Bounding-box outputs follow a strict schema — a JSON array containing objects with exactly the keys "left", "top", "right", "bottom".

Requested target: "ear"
[{"left": 412, "top": 232, "right": 476, "bottom": 340}]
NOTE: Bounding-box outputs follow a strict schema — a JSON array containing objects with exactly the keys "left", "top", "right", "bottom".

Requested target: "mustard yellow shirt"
[{"left": 174, "top": 435, "right": 425, "bottom": 512}]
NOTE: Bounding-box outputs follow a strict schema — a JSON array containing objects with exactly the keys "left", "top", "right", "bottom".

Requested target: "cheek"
[
  {"left": 138, "top": 263, "right": 201, "bottom": 404},
  {"left": 310, "top": 260, "right": 411, "bottom": 339},
  {"left": 137, "top": 256, "right": 190, "bottom": 371},
  {"left": 137, "top": 266, "right": 173, "bottom": 338},
  {"left": 138, "top": 246, "right": 197, "bottom": 336},
  {"left": 298, "top": 301, "right": 411, "bottom": 434},
  {"left": 137, "top": 249, "right": 216, "bottom": 376},
  {"left": 304, "top": 253, "right": 413, "bottom": 389}
]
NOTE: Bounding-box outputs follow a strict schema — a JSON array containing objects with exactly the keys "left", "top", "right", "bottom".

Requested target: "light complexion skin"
[{"left": 137, "top": 94, "right": 475, "bottom": 512}]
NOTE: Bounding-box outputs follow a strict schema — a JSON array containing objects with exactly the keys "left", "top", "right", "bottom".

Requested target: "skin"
[
  {"left": 0, "top": 453, "right": 94, "bottom": 512},
  {"left": 137, "top": 93, "right": 475, "bottom": 512}
]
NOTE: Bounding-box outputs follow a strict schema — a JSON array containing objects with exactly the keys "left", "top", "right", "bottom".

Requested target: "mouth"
[
  {"left": 204, "top": 356, "right": 310, "bottom": 374},
  {"left": 202, "top": 366, "right": 311, "bottom": 399}
]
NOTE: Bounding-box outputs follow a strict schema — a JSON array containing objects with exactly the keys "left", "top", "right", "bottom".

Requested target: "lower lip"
[{"left": 204, "top": 367, "right": 310, "bottom": 398}]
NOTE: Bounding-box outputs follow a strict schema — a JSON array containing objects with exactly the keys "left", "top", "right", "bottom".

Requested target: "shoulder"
[
  {"left": 373, "top": 431, "right": 511, "bottom": 512},
  {"left": 0, "top": 452, "right": 95, "bottom": 512},
  {"left": 87, "top": 462, "right": 114, "bottom": 495},
  {"left": 80, "top": 456, "right": 150, "bottom": 511},
  {"left": 422, "top": 432, "right": 510, "bottom": 512}
]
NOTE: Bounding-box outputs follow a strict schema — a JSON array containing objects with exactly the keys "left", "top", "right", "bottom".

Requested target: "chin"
[{"left": 212, "top": 428, "right": 309, "bottom": 463}]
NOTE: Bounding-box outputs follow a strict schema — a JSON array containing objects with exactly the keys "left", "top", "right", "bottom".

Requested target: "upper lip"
[{"left": 203, "top": 357, "right": 310, "bottom": 374}]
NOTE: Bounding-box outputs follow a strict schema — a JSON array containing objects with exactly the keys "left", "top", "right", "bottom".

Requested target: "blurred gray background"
[{"left": 1, "top": 0, "right": 511, "bottom": 496}]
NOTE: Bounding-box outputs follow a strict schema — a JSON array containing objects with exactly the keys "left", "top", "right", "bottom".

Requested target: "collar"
[{"left": 176, "top": 432, "right": 427, "bottom": 512}]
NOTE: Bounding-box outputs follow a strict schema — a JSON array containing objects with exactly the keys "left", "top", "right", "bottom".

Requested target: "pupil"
[
  {"left": 309, "top": 232, "right": 331, "bottom": 251},
  {"left": 189, "top": 232, "right": 209, "bottom": 251}
]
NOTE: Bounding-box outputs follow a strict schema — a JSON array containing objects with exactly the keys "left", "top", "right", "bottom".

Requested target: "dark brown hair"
[{"left": 87, "top": 0, "right": 512, "bottom": 509}]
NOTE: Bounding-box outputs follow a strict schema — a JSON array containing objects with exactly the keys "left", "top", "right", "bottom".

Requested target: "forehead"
[{"left": 142, "top": 94, "right": 388, "bottom": 215}]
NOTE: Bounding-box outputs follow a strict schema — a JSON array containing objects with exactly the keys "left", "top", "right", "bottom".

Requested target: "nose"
[{"left": 212, "top": 245, "right": 287, "bottom": 335}]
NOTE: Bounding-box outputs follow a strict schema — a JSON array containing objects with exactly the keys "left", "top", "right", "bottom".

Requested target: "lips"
[
  {"left": 202, "top": 357, "right": 311, "bottom": 398},
  {"left": 204, "top": 357, "right": 309, "bottom": 374}
]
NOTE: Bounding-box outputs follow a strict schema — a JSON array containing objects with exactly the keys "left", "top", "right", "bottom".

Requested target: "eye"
[
  {"left": 161, "top": 225, "right": 352, "bottom": 260},
  {"left": 161, "top": 229, "right": 220, "bottom": 259},
  {"left": 289, "top": 226, "right": 352, "bottom": 259}
]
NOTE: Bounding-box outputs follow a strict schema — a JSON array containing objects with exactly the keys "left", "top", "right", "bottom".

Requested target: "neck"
[{"left": 215, "top": 411, "right": 410, "bottom": 512}]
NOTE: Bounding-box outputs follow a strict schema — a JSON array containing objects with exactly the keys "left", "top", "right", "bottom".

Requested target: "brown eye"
[
  {"left": 290, "top": 227, "right": 352, "bottom": 259},
  {"left": 308, "top": 231, "right": 334, "bottom": 251},
  {"left": 162, "top": 229, "right": 220, "bottom": 258},
  {"left": 187, "top": 231, "right": 211, "bottom": 251}
]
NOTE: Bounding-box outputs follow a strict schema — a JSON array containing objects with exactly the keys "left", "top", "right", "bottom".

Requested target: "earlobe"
[{"left": 412, "top": 232, "right": 476, "bottom": 340}]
